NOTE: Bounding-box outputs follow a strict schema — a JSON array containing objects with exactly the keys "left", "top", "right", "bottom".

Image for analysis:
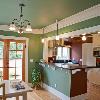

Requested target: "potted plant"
[{"left": 32, "top": 62, "right": 41, "bottom": 89}]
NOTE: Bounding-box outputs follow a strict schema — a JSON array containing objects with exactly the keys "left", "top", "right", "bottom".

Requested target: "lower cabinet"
[{"left": 70, "top": 69, "right": 87, "bottom": 97}]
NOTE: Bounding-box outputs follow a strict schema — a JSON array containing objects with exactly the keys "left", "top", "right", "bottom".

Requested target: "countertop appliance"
[{"left": 93, "top": 47, "right": 100, "bottom": 57}]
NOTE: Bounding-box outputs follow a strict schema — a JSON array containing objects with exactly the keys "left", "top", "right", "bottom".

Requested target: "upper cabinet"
[{"left": 93, "top": 34, "right": 100, "bottom": 47}]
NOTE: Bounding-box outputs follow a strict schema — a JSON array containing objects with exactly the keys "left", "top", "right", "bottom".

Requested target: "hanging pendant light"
[
  {"left": 82, "top": 35, "right": 87, "bottom": 41},
  {"left": 55, "top": 19, "right": 59, "bottom": 40},
  {"left": 41, "top": 28, "right": 45, "bottom": 43}
]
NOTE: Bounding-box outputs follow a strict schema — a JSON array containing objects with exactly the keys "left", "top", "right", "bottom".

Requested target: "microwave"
[{"left": 93, "top": 47, "right": 100, "bottom": 57}]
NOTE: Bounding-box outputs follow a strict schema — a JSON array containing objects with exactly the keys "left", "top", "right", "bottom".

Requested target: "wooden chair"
[{"left": 0, "top": 83, "right": 6, "bottom": 100}]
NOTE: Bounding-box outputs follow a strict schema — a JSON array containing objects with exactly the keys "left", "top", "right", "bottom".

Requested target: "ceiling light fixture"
[
  {"left": 55, "top": 19, "right": 59, "bottom": 40},
  {"left": 9, "top": 3, "right": 32, "bottom": 34},
  {"left": 82, "top": 35, "right": 87, "bottom": 41},
  {"left": 98, "top": 31, "right": 100, "bottom": 34}
]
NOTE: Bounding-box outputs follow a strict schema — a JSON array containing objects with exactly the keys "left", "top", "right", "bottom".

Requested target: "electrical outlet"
[{"left": 54, "top": 84, "right": 57, "bottom": 87}]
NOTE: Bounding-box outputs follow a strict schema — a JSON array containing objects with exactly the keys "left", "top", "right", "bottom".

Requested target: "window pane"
[
  {"left": 0, "top": 68, "right": 3, "bottom": 81},
  {"left": 62, "top": 47, "right": 70, "bottom": 60},
  {"left": 10, "top": 42, "right": 16, "bottom": 50},
  {"left": 56, "top": 47, "right": 62, "bottom": 59},
  {"left": 0, "top": 42, "right": 4, "bottom": 50},
  {"left": 17, "top": 43, "right": 23, "bottom": 50},
  {"left": 16, "top": 59, "right": 22, "bottom": 67},
  {"left": 0, "top": 59, "right": 3, "bottom": 67},
  {"left": 9, "top": 59, "right": 16, "bottom": 67},
  {"left": 16, "top": 51, "right": 23, "bottom": 59},
  {"left": 0, "top": 50, "right": 3, "bottom": 59},
  {"left": 16, "top": 67, "right": 22, "bottom": 80},
  {"left": 0, "top": 68, "right": 3, "bottom": 76},
  {"left": 9, "top": 51, "right": 16, "bottom": 59},
  {"left": 9, "top": 68, "right": 15, "bottom": 80}
]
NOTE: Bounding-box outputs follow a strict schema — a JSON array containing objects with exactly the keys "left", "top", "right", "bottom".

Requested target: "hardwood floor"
[{"left": 6, "top": 89, "right": 60, "bottom": 100}]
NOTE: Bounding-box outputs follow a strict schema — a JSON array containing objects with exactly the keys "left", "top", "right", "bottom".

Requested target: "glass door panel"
[
  {"left": 16, "top": 59, "right": 22, "bottom": 67},
  {"left": 9, "top": 41, "right": 25, "bottom": 80},
  {"left": 9, "top": 68, "right": 16, "bottom": 80},
  {"left": 0, "top": 41, "right": 4, "bottom": 81},
  {"left": 9, "top": 59, "right": 16, "bottom": 67},
  {"left": 16, "top": 67, "right": 22, "bottom": 80}
]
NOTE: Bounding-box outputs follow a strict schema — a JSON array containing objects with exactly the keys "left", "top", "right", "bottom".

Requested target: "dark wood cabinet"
[{"left": 70, "top": 69, "right": 87, "bottom": 97}]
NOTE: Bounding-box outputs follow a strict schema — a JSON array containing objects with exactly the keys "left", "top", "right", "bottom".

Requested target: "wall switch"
[
  {"left": 30, "top": 59, "right": 33, "bottom": 63},
  {"left": 54, "top": 84, "right": 57, "bottom": 88}
]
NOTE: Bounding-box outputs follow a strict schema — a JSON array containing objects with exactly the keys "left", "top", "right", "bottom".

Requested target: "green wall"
[
  {"left": 42, "top": 64, "right": 71, "bottom": 96},
  {"left": 0, "top": 31, "right": 43, "bottom": 82}
]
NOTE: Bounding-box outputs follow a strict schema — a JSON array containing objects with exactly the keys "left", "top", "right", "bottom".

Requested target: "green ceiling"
[{"left": 0, "top": 0, "right": 99, "bottom": 29}]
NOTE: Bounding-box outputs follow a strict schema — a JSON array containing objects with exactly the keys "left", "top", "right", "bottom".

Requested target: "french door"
[{"left": 0, "top": 39, "right": 26, "bottom": 81}]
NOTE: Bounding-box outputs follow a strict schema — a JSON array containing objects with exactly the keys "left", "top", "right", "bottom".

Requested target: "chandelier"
[{"left": 9, "top": 3, "right": 32, "bottom": 34}]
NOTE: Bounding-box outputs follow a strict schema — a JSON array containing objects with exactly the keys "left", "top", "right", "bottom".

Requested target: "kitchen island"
[{"left": 40, "top": 63, "right": 99, "bottom": 99}]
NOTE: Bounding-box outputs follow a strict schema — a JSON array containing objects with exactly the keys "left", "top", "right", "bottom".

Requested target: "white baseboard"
[
  {"left": 29, "top": 82, "right": 87, "bottom": 100},
  {"left": 71, "top": 93, "right": 87, "bottom": 100},
  {"left": 43, "top": 83, "right": 70, "bottom": 100}
]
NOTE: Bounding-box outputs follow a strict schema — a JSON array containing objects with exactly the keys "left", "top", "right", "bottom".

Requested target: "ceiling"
[{"left": 0, "top": 0, "right": 99, "bottom": 29}]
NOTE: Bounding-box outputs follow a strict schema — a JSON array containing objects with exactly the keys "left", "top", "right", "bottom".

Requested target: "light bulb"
[
  {"left": 18, "top": 28, "right": 23, "bottom": 34},
  {"left": 82, "top": 35, "right": 86, "bottom": 41},
  {"left": 98, "top": 31, "right": 100, "bottom": 34},
  {"left": 9, "top": 22, "right": 16, "bottom": 31},
  {"left": 26, "top": 24, "right": 32, "bottom": 32},
  {"left": 41, "top": 38, "right": 44, "bottom": 43},
  {"left": 56, "top": 36, "right": 59, "bottom": 40}
]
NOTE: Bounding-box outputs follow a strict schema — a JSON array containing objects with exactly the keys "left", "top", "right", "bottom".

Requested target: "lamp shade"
[
  {"left": 26, "top": 24, "right": 32, "bottom": 32},
  {"left": 9, "top": 22, "right": 16, "bottom": 31},
  {"left": 56, "top": 35, "right": 59, "bottom": 40},
  {"left": 82, "top": 35, "right": 86, "bottom": 41}
]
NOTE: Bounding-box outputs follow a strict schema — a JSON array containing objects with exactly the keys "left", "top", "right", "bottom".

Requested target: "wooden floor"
[{"left": 7, "top": 89, "right": 60, "bottom": 100}]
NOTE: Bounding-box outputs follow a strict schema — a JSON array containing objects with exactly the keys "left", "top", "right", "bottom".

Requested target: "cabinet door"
[{"left": 82, "top": 43, "right": 96, "bottom": 66}]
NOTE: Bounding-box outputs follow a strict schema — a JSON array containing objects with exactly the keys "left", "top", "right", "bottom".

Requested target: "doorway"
[{"left": 0, "top": 39, "right": 26, "bottom": 81}]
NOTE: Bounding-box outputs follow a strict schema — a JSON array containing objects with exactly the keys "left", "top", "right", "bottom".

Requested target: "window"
[{"left": 56, "top": 47, "right": 70, "bottom": 60}]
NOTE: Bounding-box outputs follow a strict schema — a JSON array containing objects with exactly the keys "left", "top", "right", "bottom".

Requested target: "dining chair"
[{"left": 0, "top": 83, "right": 6, "bottom": 100}]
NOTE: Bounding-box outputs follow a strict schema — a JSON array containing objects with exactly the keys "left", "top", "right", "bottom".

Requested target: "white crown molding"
[
  {"left": 44, "top": 4, "right": 100, "bottom": 33},
  {"left": 0, "top": 25, "right": 42, "bottom": 34},
  {"left": 46, "top": 25, "right": 100, "bottom": 40}
]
